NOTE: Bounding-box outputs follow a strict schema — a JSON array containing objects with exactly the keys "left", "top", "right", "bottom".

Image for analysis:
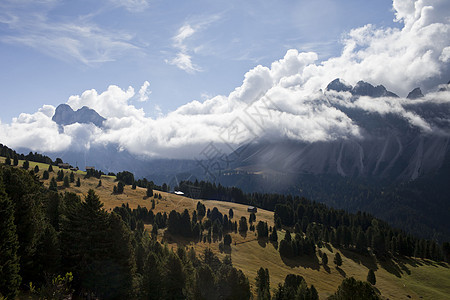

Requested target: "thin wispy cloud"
[
  {"left": 109, "top": 0, "right": 150, "bottom": 12},
  {"left": 0, "top": 1, "right": 140, "bottom": 66},
  {"left": 166, "top": 15, "right": 221, "bottom": 73}
]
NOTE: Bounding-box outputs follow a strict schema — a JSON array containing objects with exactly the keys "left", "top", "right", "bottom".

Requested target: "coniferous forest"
[{"left": 1, "top": 143, "right": 450, "bottom": 299}]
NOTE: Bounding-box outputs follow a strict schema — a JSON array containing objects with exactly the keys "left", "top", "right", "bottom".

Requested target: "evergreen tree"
[
  {"left": 13, "top": 155, "right": 19, "bottom": 166},
  {"left": 63, "top": 175, "right": 70, "bottom": 188},
  {"left": 334, "top": 252, "right": 343, "bottom": 267},
  {"left": 132, "top": 182, "right": 136, "bottom": 190},
  {"left": 34, "top": 165, "right": 39, "bottom": 173},
  {"left": 152, "top": 199, "right": 155, "bottom": 209},
  {"left": 147, "top": 185, "right": 153, "bottom": 198},
  {"left": 57, "top": 170, "right": 64, "bottom": 181},
  {"left": 23, "top": 160, "right": 29, "bottom": 170},
  {"left": 76, "top": 177, "right": 81, "bottom": 187},
  {"left": 0, "top": 177, "right": 21, "bottom": 299},
  {"left": 163, "top": 252, "right": 185, "bottom": 299},
  {"left": 70, "top": 172, "right": 75, "bottom": 183},
  {"left": 330, "top": 277, "right": 379, "bottom": 300},
  {"left": 43, "top": 170, "right": 50, "bottom": 180},
  {"left": 239, "top": 216, "right": 248, "bottom": 233},
  {"left": 113, "top": 185, "right": 118, "bottom": 194},
  {"left": 229, "top": 208, "right": 234, "bottom": 219},
  {"left": 255, "top": 267, "right": 270, "bottom": 300},
  {"left": 322, "top": 253, "right": 328, "bottom": 266},
  {"left": 97, "top": 180, "right": 102, "bottom": 187},
  {"left": 224, "top": 234, "right": 232, "bottom": 247},
  {"left": 48, "top": 164, "right": 53, "bottom": 172},
  {"left": 142, "top": 252, "right": 162, "bottom": 299},
  {"left": 5, "top": 155, "right": 11, "bottom": 165},
  {"left": 367, "top": 269, "right": 376, "bottom": 285},
  {"left": 269, "top": 226, "right": 278, "bottom": 243},
  {"left": 118, "top": 181, "right": 124, "bottom": 194},
  {"left": 49, "top": 177, "right": 58, "bottom": 191}
]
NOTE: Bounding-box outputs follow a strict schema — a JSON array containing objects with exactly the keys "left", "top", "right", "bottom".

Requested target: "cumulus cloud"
[{"left": 1, "top": 0, "right": 449, "bottom": 159}]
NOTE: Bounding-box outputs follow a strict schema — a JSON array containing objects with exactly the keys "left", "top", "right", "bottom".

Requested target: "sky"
[
  {"left": 0, "top": 0, "right": 449, "bottom": 159},
  {"left": 0, "top": 0, "right": 399, "bottom": 122}
]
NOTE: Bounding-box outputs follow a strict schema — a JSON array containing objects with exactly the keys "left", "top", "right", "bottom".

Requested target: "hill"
[{"left": 4, "top": 157, "right": 449, "bottom": 299}]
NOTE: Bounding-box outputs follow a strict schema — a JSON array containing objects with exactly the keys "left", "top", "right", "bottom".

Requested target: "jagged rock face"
[
  {"left": 351, "top": 81, "right": 399, "bottom": 98},
  {"left": 326, "top": 78, "right": 352, "bottom": 92},
  {"left": 326, "top": 79, "right": 399, "bottom": 98},
  {"left": 407, "top": 87, "right": 424, "bottom": 99},
  {"left": 52, "top": 104, "right": 105, "bottom": 127}
]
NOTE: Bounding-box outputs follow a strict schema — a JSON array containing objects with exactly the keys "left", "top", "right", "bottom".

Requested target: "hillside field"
[{"left": 2, "top": 157, "right": 450, "bottom": 299}]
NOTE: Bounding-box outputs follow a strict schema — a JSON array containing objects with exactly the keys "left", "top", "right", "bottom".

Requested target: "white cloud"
[
  {"left": 166, "top": 52, "right": 201, "bottom": 74},
  {"left": 138, "top": 81, "right": 151, "bottom": 102},
  {"left": 1, "top": 0, "right": 449, "bottom": 159},
  {"left": 166, "top": 16, "right": 220, "bottom": 73}
]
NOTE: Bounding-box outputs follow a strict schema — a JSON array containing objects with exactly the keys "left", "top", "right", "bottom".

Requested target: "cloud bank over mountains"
[{"left": 0, "top": 0, "right": 449, "bottom": 158}]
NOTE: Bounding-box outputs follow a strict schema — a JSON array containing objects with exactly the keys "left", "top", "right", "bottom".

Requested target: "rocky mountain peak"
[
  {"left": 52, "top": 104, "right": 105, "bottom": 127},
  {"left": 407, "top": 87, "right": 424, "bottom": 99}
]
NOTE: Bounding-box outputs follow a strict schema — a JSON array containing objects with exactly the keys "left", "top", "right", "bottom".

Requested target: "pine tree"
[
  {"left": 13, "top": 155, "right": 19, "bottom": 166},
  {"left": 113, "top": 185, "right": 118, "bottom": 194},
  {"left": 322, "top": 253, "right": 328, "bottom": 266},
  {"left": 49, "top": 177, "right": 58, "bottom": 191},
  {"left": 334, "top": 252, "right": 343, "bottom": 267},
  {"left": 0, "top": 177, "right": 21, "bottom": 299},
  {"left": 5, "top": 155, "right": 11, "bottom": 165},
  {"left": 43, "top": 170, "right": 50, "bottom": 180},
  {"left": 367, "top": 269, "right": 376, "bottom": 285},
  {"left": 70, "top": 172, "right": 75, "bottom": 183},
  {"left": 63, "top": 175, "right": 70, "bottom": 188},
  {"left": 255, "top": 267, "right": 270, "bottom": 300},
  {"left": 146, "top": 185, "right": 153, "bottom": 198},
  {"left": 76, "top": 177, "right": 81, "bottom": 187},
  {"left": 48, "top": 164, "right": 53, "bottom": 172},
  {"left": 34, "top": 165, "right": 39, "bottom": 173},
  {"left": 229, "top": 208, "right": 234, "bottom": 219},
  {"left": 23, "top": 160, "right": 29, "bottom": 170},
  {"left": 97, "top": 180, "right": 102, "bottom": 187},
  {"left": 118, "top": 181, "right": 124, "bottom": 194}
]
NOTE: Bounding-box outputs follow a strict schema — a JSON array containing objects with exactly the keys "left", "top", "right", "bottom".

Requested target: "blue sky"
[
  {"left": 0, "top": 0, "right": 449, "bottom": 159},
  {"left": 0, "top": 0, "right": 397, "bottom": 123}
]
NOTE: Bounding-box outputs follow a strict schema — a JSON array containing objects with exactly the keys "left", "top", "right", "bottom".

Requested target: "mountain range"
[{"left": 42, "top": 79, "right": 450, "bottom": 240}]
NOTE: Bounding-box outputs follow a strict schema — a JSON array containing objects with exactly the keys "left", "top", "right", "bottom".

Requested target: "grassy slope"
[{"left": 2, "top": 157, "right": 450, "bottom": 299}]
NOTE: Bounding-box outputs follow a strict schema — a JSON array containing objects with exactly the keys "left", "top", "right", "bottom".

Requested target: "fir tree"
[
  {"left": 63, "top": 175, "right": 70, "bottom": 188},
  {"left": 146, "top": 185, "right": 153, "bottom": 198},
  {"left": 322, "top": 253, "right": 328, "bottom": 266},
  {"left": 5, "top": 155, "right": 11, "bottom": 165},
  {"left": 367, "top": 269, "right": 376, "bottom": 285},
  {"left": 43, "top": 170, "right": 50, "bottom": 180},
  {"left": 34, "top": 165, "right": 39, "bottom": 173},
  {"left": 0, "top": 177, "right": 21, "bottom": 299},
  {"left": 334, "top": 252, "right": 343, "bottom": 267},
  {"left": 13, "top": 155, "right": 19, "bottom": 166},
  {"left": 255, "top": 267, "right": 270, "bottom": 300},
  {"left": 76, "top": 177, "right": 81, "bottom": 187},
  {"left": 23, "top": 160, "right": 29, "bottom": 170},
  {"left": 118, "top": 181, "right": 124, "bottom": 194},
  {"left": 48, "top": 164, "right": 53, "bottom": 172},
  {"left": 70, "top": 172, "right": 75, "bottom": 183},
  {"left": 97, "top": 180, "right": 102, "bottom": 187},
  {"left": 49, "top": 177, "right": 58, "bottom": 191}
]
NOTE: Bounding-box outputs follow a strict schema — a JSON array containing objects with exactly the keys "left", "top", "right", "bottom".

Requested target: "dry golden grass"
[{"left": 3, "top": 157, "right": 450, "bottom": 299}]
